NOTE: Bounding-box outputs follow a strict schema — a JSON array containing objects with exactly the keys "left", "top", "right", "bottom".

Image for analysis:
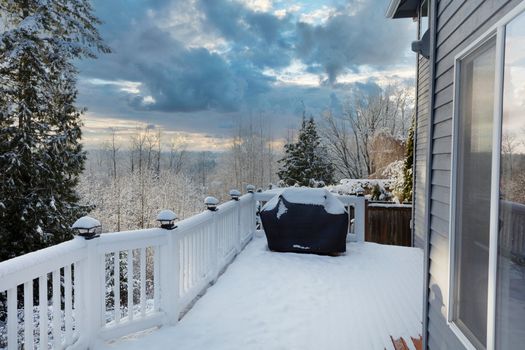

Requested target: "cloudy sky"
[{"left": 76, "top": 0, "right": 417, "bottom": 151}]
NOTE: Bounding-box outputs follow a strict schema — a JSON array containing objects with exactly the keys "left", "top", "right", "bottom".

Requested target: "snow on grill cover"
[{"left": 260, "top": 188, "right": 348, "bottom": 255}]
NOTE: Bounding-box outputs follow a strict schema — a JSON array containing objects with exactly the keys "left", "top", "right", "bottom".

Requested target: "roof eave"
[
  {"left": 385, "top": 0, "right": 402, "bottom": 19},
  {"left": 385, "top": 0, "right": 420, "bottom": 19}
]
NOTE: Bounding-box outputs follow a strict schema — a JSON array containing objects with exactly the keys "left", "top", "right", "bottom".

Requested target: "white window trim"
[{"left": 447, "top": 3, "right": 525, "bottom": 350}]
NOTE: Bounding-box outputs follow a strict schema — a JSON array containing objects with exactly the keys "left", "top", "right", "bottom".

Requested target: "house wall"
[
  {"left": 413, "top": 45, "right": 429, "bottom": 249},
  {"left": 426, "top": 0, "right": 523, "bottom": 349}
]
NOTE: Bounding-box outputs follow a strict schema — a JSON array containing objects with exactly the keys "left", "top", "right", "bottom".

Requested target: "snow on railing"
[{"left": 0, "top": 192, "right": 257, "bottom": 350}]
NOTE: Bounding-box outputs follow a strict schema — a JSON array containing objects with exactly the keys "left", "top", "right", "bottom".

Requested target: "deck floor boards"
[{"left": 98, "top": 233, "right": 423, "bottom": 350}]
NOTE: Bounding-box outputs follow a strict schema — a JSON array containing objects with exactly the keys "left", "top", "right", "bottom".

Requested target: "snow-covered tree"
[
  {"left": 402, "top": 123, "right": 414, "bottom": 203},
  {"left": 322, "top": 85, "right": 413, "bottom": 179},
  {"left": 0, "top": 0, "right": 109, "bottom": 261},
  {"left": 210, "top": 115, "right": 280, "bottom": 198},
  {"left": 278, "top": 117, "right": 334, "bottom": 187}
]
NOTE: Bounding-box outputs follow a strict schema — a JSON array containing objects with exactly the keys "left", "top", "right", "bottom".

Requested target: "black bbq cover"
[{"left": 260, "top": 188, "right": 348, "bottom": 255}]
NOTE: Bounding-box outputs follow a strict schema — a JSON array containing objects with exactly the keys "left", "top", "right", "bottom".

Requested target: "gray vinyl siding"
[
  {"left": 426, "top": 0, "right": 523, "bottom": 349},
  {"left": 413, "top": 53, "right": 429, "bottom": 249}
]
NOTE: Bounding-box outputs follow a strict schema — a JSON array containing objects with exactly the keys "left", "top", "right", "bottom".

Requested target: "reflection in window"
[
  {"left": 454, "top": 37, "right": 496, "bottom": 349},
  {"left": 496, "top": 12, "right": 525, "bottom": 349},
  {"left": 418, "top": 0, "right": 429, "bottom": 40}
]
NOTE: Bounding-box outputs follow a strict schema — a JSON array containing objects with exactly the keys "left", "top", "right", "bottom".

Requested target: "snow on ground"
[{"left": 98, "top": 232, "right": 423, "bottom": 350}]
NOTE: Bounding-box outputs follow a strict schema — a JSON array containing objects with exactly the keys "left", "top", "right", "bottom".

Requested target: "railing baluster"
[
  {"left": 178, "top": 241, "right": 183, "bottom": 297},
  {"left": 24, "top": 280, "right": 34, "bottom": 349},
  {"left": 7, "top": 287, "right": 17, "bottom": 350},
  {"left": 127, "top": 249, "right": 133, "bottom": 321},
  {"left": 180, "top": 239, "right": 185, "bottom": 294},
  {"left": 191, "top": 235, "right": 194, "bottom": 287},
  {"left": 52, "top": 269, "right": 61, "bottom": 349},
  {"left": 73, "top": 262, "right": 79, "bottom": 337},
  {"left": 204, "top": 228, "right": 209, "bottom": 278},
  {"left": 191, "top": 234, "right": 196, "bottom": 286},
  {"left": 100, "top": 254, "right": 106, "bottom": 326},
  {"left": 198, "top": 229, "right": 202, "bottom": 279},
  {"left": 217, "top": 219, "right": 221, "bottom": 263},
  {"left": 140, "top": 247, "right": 146, "bottom": 317},
  {"left": 114, "top": 251, "right": 120, "bottom": 323},
  {"left": 39, "top": 275, "right": 48, "bottom": 350},
  {"left": 196, "top": 232, "right": 201, "bottom": 280},
  {"left": 185, "top": 237, "right": 190, "bottom": 290},
  {"left": 153, "top": 245, "right": 160, "bottom": 311},
  {"left": 64, "top": 265, "right": 73, "bottom": 345},
  {"left": 199, "top": 229, "right": 204, "bottom": 278},
  {"left": 208, "top": 226, "right": 212, "bottom": 276}
]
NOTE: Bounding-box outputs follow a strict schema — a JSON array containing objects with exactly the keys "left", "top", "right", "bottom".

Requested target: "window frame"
[{"left": 448, "top": 3, "right": 525, "bottom": 350}]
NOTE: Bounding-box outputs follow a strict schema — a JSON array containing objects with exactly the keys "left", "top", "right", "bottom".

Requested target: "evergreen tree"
[
  {"left": 0, "top": 0, "right": 109, "bottom": 261},
  {"left": 278, "top": 117, "right": 335, "bottom": 186},
  {"left": 402, "top": 121, "right": 414, "bottom": 203}
]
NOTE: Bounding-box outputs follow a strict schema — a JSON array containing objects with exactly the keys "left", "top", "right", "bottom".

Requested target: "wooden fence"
[
  {"left": 499, "top": 200, "right": 525, "bottom": 262},
  {"left": 364, "top": 202, "right": 412, "bottom": 247}
]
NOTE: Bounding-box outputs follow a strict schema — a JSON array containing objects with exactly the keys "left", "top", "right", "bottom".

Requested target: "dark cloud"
[
  {"left": 198, "top": 0, "right": 294, "bottom": 70},
  {"left": 78, "top": 1, "right": 275, "bottom": 113},
  {"left": 76, "top": 0, "right": 414, "bottom": 135},
  {"left": 295, "top": 2, "right": 412, "bottom": 83}
]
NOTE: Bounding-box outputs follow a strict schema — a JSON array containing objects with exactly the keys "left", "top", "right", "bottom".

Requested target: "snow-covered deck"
[{"left": 98, "top": 232, "right": 423, "bottom": 350}]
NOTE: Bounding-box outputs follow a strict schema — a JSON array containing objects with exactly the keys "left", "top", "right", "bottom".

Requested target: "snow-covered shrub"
[
  {"left": 327, "top": 178, "right": 393, "bottom": 199},
  {"left": 381, "top": 160, "right": 407, "bottom": 203}
]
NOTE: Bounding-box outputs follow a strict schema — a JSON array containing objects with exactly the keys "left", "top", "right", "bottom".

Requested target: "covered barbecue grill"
[{"left": 260, "top": 188, "right": 348, "bottom": 255}]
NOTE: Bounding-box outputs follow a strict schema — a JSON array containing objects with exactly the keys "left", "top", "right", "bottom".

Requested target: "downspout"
[{"left": 422, "top": 0, "right": 438, "bottom": 348}]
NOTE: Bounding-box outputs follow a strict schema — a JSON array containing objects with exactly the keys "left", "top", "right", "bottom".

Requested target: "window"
[
  {"left": 496, "top": 13, "right": 525, "bottom": 349},
  {"left": 450, "top": 6, "right": 525, "bottom": 350},
  {"left": 453, "top": 37, "right": 496, "bottom": 349},
  {"left": 418, "top": 0, "right": 429, "bottom": 40}
]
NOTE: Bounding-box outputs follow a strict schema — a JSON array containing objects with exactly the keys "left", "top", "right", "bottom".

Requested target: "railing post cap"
[
  {"left": 204, "top": 196, "right": 219, "bottom": 205},
  {"left": 205, "top": 196, "right": 219, "bottom": 211},
  {"left": 229, "top": 189, "right": 241, "bottom": 200},
  {"left": 157, "top": 209, "right": 177, "bottom": 221},
  {"left": 72, "top": 216, "right": 101, "bottom": 239},
  {"left": 246, "top": 184, "right": 255, "bottom": 193},
  {"left": 157, "top": 209, "right": 178, "bottom": 230}
]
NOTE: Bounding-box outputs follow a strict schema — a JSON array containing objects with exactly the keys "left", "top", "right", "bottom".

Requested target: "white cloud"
[
  {"left": 157, "top": 0, "right": 228, "bottom": 52},
  {"left": 299, "top": 5, "right": 336, "bottom": 25},
  {"left": 264, "top": 59, "right": 322, "bottom": 86},
  {"left": 273, "top": 4, "right": 301, "bottom": 18},
  {"left": 81, "top": 114, "right": 236, "bottom": 152},
  {"left": 264, "top": 60, "right": 415, "bottom": 88},
  {"left": 142, "top": 95, "right": 156, "bottom": 105},
  {"left": 238, "top": 0, "right": 273, "bottom": 12},
  {"left": 85, "top": 78, "right": 142, "bottom": 94}
]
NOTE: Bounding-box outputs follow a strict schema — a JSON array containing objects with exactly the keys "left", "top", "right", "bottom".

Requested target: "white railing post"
[
  {"left": 246, "top": 185, "right": 257, "bottom": 238},
  {"left": 354, "top": 197, "right": 366, "bottom": 242},
  {"left": 237, "top": 201, "right": 242, "bottom": 251},
  {"left": 205, "top": 197, "right": 220, "bottom": 282},
  {"left": 212, "top": 211, "right": 220, "bottom": 282},
  {"left": 157, "top": 209, "right": 180, "bottom": 325},
  {"left": 82, "top": 237, "right": 103, "bottom": 348},
  {"left": 252, "top": 195, "right": 258, "bottom": 236},
  {"left": 71, "top": 216, "right": 103, "bottom": 349},
  {"left": 160, "top": 231, "right": 180, "bottom": 325},
  {"left": 230, "top": 189, "right": 242, "bottom": 253}
]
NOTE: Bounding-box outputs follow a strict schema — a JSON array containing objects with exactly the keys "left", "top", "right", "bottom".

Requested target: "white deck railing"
[
  {"left": 0, "top": 190, "right": 364, "bottom": 350},
  {"left": 0, "top": 194, "right": 257, "bottom": 350}
]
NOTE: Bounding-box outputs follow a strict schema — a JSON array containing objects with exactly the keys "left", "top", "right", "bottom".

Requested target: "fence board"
[{"left": 365, "top": 203, "right": 412, "bottom": 246}]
